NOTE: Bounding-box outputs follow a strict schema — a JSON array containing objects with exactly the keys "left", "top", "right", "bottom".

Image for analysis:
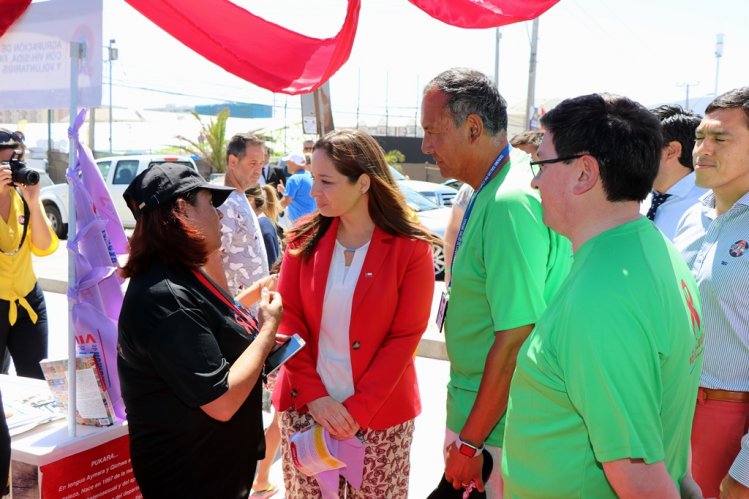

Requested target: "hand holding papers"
[{"left": 289, "top": 424, "right": 365, "bottom": 499}]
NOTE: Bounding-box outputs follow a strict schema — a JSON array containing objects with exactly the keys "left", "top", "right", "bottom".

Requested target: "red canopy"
[
  {"left": 1, "top": 0, "right": 559, "bottom": 94},
  {"left": 0, "top": 0, "right": 31, "bottom": 38},
  {"left": 410, "top": 0, "right": 558, "bottom": 29},
  {"left": 123, "top": 0, "right": 361, "bottom": 95}
]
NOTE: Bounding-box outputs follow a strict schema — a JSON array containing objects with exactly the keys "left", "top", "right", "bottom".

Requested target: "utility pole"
[
  {"left": 714, "top": 33, "right": 724, "bottom": 96},
  {"left": 494, "top": 28, "right": 502, "bottom": 87},
  {"left": 356, "top": 68, "right": 361, "bottom": 129},
  {"left": 385, "top": 72, "right": 389, "bottom": 136},
  {"left": 677, "top": 81, "right": 700, "bottom": 110},
  {"left": 107, "top": 39, "right": 118, "bottom": 153},
  {"left": 525, "top": 19, "right": 539, "bottom": 130}
]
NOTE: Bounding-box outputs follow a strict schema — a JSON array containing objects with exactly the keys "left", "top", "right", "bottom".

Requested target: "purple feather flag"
[
  {"left": 66, "top": 108, "right": 127, "bottom": 419},
  {"left": 70, "top": 109, "right": 128, "bottom": 256}
]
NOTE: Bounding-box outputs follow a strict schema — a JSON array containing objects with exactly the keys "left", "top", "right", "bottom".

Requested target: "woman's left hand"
[
  {"left": 16, "top": 179, "right": 41, "bottom": 204},
  {"left": 307, "top": 396, "right": 360, "bottom": 440}
]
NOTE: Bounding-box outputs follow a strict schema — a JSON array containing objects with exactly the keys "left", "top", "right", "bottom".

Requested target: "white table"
[{"left": 2, "top": 375, "right": 136, "bottom": 498}]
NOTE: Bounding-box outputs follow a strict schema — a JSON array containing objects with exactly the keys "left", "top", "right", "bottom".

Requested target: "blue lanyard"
[{"left": 449, "top": 145, "right": 510, "bottom": 287}]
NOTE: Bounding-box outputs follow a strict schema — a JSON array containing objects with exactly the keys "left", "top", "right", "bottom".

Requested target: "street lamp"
[{"left": 107, "top": 39, "right": 118, "bottom": 153}]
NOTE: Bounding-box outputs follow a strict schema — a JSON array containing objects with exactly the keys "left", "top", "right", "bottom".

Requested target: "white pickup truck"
[{"left": 40, "top": 155, "right": 198, "bottom": 238}]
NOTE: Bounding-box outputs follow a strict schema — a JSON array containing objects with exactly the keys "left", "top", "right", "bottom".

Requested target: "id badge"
[{"left": 436, "top": 290, "right": 449, "bottom": 334}]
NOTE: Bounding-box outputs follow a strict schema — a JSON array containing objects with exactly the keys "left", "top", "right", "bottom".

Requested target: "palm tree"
[{"left": 174, "top": 108, "right": 230, "bottom": 173}]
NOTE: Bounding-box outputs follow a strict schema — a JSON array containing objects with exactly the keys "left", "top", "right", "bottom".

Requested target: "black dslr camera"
[{"left": 2, "top": 151, "right": 40, "bottom": 186}]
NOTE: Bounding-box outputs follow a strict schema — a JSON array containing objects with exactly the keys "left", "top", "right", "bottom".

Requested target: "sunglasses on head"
[{"left": 0, "top": 130, "right": 24, "bottom": 146}]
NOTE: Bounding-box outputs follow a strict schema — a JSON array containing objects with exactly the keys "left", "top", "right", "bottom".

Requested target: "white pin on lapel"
[{"left": 365, "top": 272, "right": 373, "bottom": 278}]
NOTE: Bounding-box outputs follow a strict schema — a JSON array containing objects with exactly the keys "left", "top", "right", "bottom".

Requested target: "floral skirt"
[{"left": 279, "top": 410, "right": 415, "bottom": 498}]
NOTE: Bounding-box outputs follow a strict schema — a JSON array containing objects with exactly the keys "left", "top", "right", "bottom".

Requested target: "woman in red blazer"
[{"left": 272, "top": 129, "right": 437, "bottom": 497}]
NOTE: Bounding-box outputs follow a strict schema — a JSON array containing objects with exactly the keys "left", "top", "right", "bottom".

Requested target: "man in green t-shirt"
[
  {"left": 502, "top": 93, "right": 705, "bottom": 498},
  {"left": 420, "top": 68, "right": 572, "bottom": 497}
]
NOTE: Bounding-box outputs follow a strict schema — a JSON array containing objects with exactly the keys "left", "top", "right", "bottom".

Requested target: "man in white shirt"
[
  {"left": 205, "top": 133, "right": 269, "bottom": 295},
  {"left": 640, "top": 105, "right": 706, "bottom": 240}
]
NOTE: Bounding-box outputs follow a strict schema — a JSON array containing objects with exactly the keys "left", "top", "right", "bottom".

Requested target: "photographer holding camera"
[{"left": 0, "top": 129, "right": 57, "bottom": 380}]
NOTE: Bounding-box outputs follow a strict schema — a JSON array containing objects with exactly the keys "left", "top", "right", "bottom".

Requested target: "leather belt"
[{"left": 698, "top": 387, "right": 749, "bottom": 403}]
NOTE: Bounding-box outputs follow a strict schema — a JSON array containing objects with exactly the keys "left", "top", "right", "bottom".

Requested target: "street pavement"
[{"left": 33, "top": 243, "right": 452, "bottom": 498}]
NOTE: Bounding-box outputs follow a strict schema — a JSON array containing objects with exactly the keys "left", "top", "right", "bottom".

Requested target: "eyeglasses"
[{"left": 529, "top": 154, "right": 586, "bottom": 176}]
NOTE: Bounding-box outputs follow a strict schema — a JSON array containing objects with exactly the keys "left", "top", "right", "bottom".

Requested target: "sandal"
[{"left": 249, "top": 483, "right": 279, "bottom": 499}]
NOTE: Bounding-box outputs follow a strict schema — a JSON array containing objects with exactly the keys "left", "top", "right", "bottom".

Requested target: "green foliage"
[
  {"left": 385, "top": 149, "right": 406, "bottom": 174},
  {"left": 173, "top": 108, "right": 230, "bottom": 173}
]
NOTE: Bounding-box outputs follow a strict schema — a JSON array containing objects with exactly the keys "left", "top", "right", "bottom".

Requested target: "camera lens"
[
  {"left": 23, "top": 169, "right": 40, "bottom": 185},
  {"left": 11, "top": 167, "right": 40, "bottom": 186}
]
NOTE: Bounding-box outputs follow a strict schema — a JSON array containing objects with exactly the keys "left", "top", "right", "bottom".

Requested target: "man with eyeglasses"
[
  {"left": 672, "top": 87, "right": 749, "bottom": 499},
  {"left": 420, "top": 68, "right": 571, "bottom": 497},
  {"left": 502, "top": 94, "right": 704, "bottom": 498}
]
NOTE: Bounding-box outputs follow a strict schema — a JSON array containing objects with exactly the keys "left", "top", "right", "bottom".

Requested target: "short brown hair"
[
  {"left": 510, "top": 130, "right": 544, "bottom": 147},
  {"left": 120, "top": 190, "right": 209, "bottom": 278},
  {"left": 226, "top": 133, "right": 265, "bottom": 160}
]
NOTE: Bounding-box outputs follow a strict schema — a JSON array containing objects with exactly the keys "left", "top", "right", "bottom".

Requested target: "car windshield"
[
  {"left": 388, "top": 166, "right": 406, "bottom": 181},
  {"left": 397, "top": 183, "right": 439, "bottom": 212}
]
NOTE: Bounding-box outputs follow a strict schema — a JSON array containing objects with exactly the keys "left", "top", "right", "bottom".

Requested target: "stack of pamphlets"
[{"left": 3, "top": 391, "right": 63, "bottom": 436}]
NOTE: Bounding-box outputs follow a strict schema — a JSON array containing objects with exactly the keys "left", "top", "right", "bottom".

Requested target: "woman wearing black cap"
[{"left": 117, "top": 164, "right": 284, "bottom": 498}]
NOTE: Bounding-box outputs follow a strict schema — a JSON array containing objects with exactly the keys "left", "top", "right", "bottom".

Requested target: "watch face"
[{"left": 459, "top": 443, "right": 477, "bottom": 457}]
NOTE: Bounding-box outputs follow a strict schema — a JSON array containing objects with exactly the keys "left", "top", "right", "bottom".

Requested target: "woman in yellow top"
[{"left": 0, "top": 130, "right": 58, "bottom": 380}]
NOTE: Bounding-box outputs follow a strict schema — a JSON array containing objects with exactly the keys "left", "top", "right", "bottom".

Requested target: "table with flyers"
[{"left": 2, "top": 375, "right": 139, "bottom": 499}]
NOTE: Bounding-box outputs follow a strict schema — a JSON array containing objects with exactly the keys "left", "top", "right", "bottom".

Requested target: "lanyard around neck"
[
  {"left": 449, "top": 145, "right": 510, "bottom": 287},
  {"left": 192, "top": 269, "right": 259, "bottom": 334}
]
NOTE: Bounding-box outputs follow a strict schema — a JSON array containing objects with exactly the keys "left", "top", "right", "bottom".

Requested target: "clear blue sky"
[{"left": 106, "top": 0, "right": 746, "bottom": 124}]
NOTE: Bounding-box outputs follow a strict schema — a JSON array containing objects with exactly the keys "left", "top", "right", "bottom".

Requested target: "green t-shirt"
[
  {"left": 502, "top": 218, "right": 705, "bottom": 498},
  {"left": 445, "top": 151, "right": 572, "bottom": 447}
]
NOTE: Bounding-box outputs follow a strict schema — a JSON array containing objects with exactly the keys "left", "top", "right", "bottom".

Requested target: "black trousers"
[{"left": 0, "top": 283, "right": 48, "bottom": 380}]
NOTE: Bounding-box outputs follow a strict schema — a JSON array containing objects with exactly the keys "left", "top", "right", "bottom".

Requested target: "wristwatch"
[{"left": 455, "top": 435, "right": 484, "bottom": 458}]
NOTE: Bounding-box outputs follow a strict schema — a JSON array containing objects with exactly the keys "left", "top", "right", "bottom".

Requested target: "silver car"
[
  {"left": 398, "top": 183, "right": 449, "bottom": 280},
  {"left": 390, "top": 167, "right": 458, "bottom": 207}
]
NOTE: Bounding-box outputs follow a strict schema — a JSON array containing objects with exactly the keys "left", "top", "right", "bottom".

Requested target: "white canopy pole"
[{"left": 67, "top": 41, "right": 84, "bottom": 438}]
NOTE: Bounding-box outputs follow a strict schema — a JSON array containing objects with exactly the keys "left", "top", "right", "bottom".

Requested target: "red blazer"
[{"left": 272, "top": 218, "right": 435, "bottom": 430}]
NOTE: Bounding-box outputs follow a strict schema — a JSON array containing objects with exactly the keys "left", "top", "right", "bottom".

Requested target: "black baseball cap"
[{"left": 123, "top": 163, "right": 234, "bottom": 218}]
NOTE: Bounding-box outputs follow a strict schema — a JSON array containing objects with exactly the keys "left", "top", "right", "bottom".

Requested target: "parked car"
[
  {"left": 397, "top": 183, "right": 449, "bottom": 280},
  {"left": 40, "top": 155, "right": 197, "bottom": 238},
  {"left": 442, "top": 178, "right": 463, "bottom": 190},
  {"left": 389, "top": 166, "right": 458, "bottom": 207}
]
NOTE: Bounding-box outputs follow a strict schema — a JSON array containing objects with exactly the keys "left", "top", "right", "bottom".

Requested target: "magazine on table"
[{"left": 39, "top": 355, "right": 116, "bottom": 427}]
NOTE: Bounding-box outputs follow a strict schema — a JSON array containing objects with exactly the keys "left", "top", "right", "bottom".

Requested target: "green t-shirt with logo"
[
  {"left": 445, "top": 151, "right": 572, "bottom": 447},
  {"left": 502, "top": 218, "right": 704, "bottom": 498}
]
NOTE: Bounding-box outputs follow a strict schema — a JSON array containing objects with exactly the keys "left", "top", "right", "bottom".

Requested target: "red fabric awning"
[
  {"left": 0, "top": 0, "right": 31, "bottom": 39},
  {"left": 1, "top": 0, "right": 557, "bottom": 94},
  {"left": 409, "top": 0, "right": 558, "bottom": 28},
  {"left": 123, "top": 0, "right": 361, "bottom": 95}
]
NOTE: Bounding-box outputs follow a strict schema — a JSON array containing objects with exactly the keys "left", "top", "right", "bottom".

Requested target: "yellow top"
[{"left": 0, "top": 188, "right": 58, "bottom": 325}]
